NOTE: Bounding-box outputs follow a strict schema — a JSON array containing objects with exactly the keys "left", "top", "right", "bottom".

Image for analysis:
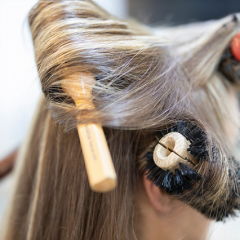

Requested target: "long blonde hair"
[{"left": 2, "top": 1, "right": 240, "bottom": 239}]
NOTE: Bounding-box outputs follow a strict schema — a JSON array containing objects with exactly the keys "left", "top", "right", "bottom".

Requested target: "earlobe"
[{"left": 143, "top": 171, "right": 173, "bottom": 214}]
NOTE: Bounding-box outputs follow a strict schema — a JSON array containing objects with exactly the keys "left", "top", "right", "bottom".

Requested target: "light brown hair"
[{"left": 2, "top": 1, "right": 240, "bottom": 239}]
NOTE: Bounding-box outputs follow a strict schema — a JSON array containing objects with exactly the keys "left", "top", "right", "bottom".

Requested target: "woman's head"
[
  {"left": 2, "top": 1, "right": 240, "bottom": 240},
  {"left": 1, "top": 96, "right": 211, "bottom": 240}
]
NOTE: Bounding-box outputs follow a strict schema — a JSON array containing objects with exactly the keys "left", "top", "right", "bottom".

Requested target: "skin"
[{"left": 135, "top": 176, "right": 210, "bottom": 240}]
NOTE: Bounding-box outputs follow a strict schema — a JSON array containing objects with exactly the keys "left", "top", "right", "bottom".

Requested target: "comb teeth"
[{"left": 144, "top": 153, "right": 201, "bottom": 194}]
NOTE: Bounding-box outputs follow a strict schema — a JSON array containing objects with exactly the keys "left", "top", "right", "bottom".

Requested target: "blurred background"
[
  {"left": 130, "top": 0, "right": 240, "bottom": 24},
  {"left": 0, "top": 0, "right": 240, "bottom": 239}
]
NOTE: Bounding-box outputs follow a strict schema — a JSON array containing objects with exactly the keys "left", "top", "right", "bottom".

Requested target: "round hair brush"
[{"left": 145, "top": 121, "right": 206, "bottom": 194}]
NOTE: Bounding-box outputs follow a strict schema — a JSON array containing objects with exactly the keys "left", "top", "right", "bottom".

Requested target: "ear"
[{"left": 143, "top": 171, "right": 174, "bottom": 214}]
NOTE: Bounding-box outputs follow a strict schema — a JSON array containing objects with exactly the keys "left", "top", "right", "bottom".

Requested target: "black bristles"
[
  {"left": 146, "top": 168, "right": 159, "bottom": 181},
  {"left": 173, "top": 169, "right": 183, "bottom": 193},
  {"left": 155, "top": 170, "right": 166, "bottom": 187},
  {"left": 176, "top": 121, "right": 208, "bottom": 162},
  {"left": 179, "top": 163, "right": 201, "bottom": 182},
  {"left": 155, "top": 130, "right": 165, "bottom": 140},
  {"left": 145, "top": 152, "right": 153, "bottom": 161},
  {"left": 145, "top": 152, "right": 166, "bottom": 184},
  {"left": 144, "top": 121, "right": 205, "bottom": 195},
  {"left": 161, "top": 170, "right": 170, "bottom": 189},
  {"left": 144, "top": 153, "right": 201, "bottom": 194},
  {"left": 166, "top": 172, "right": 174, "bottom": 193}
]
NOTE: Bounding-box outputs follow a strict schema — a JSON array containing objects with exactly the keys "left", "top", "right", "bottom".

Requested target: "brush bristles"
[
  {"left": 156, "top": 121, "right": 209, "bottom": 162},
  {"left": 145, "top": 121, "right": 206, "bottom": 194},
  {"left": 145, "top": 152, "right": 201, "bottom": 194}
]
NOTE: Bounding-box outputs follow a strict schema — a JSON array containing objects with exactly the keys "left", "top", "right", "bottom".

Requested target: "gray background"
[{"left": 129, "top": 0, "right": 240, "bottom": 24}]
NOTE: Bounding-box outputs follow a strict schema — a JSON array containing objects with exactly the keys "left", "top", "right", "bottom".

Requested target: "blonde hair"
[{"left": 2, "top": 1, "right": 240, "bottom": 239}]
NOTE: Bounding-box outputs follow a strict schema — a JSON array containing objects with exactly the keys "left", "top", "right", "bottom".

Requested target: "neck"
[{"left": 135, "top": 184, "right": 210, "bottom": 240}]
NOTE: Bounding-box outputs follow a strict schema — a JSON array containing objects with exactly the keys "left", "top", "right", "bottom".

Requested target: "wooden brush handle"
[
  {"left": 78, "top": 124, "right": 116, "bottom": 192},
  {"left": 62, "top": 72, "right": 117, "bottom": 192},
  {"left": 153, "top": 132, "right": 196, "bottom": 171}
]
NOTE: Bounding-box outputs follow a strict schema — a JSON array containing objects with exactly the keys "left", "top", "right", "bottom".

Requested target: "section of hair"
[
  {"left": 28, "top": 0, "right": 193, "bottom": 130},
  {"left": 152, "top": 14, "right": 240, "bottom": 86},
  {"left": 28, "top": 0, "right": 240, "bottom": 220},
  {"left": 2, "top": 1, "right": 240, "bottom": 240},
  {"left": 2, "top": 97, "right": 141, "bottom": 240}
]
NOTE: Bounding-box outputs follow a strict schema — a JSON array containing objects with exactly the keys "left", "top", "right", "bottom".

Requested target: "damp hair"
[{"left": 2, "top": 1, "right": 240, "bottom": 240}]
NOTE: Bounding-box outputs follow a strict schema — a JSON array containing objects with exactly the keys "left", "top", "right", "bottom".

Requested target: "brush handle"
[
  {"left": 78, "top": 123, "right": 116, "bottom": 192},
  {"left": 153, "top": 132, "right": 196, "bottom": 171},
  {"left": 62, "top": 72, "right": 117, "bottom": 192}
]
